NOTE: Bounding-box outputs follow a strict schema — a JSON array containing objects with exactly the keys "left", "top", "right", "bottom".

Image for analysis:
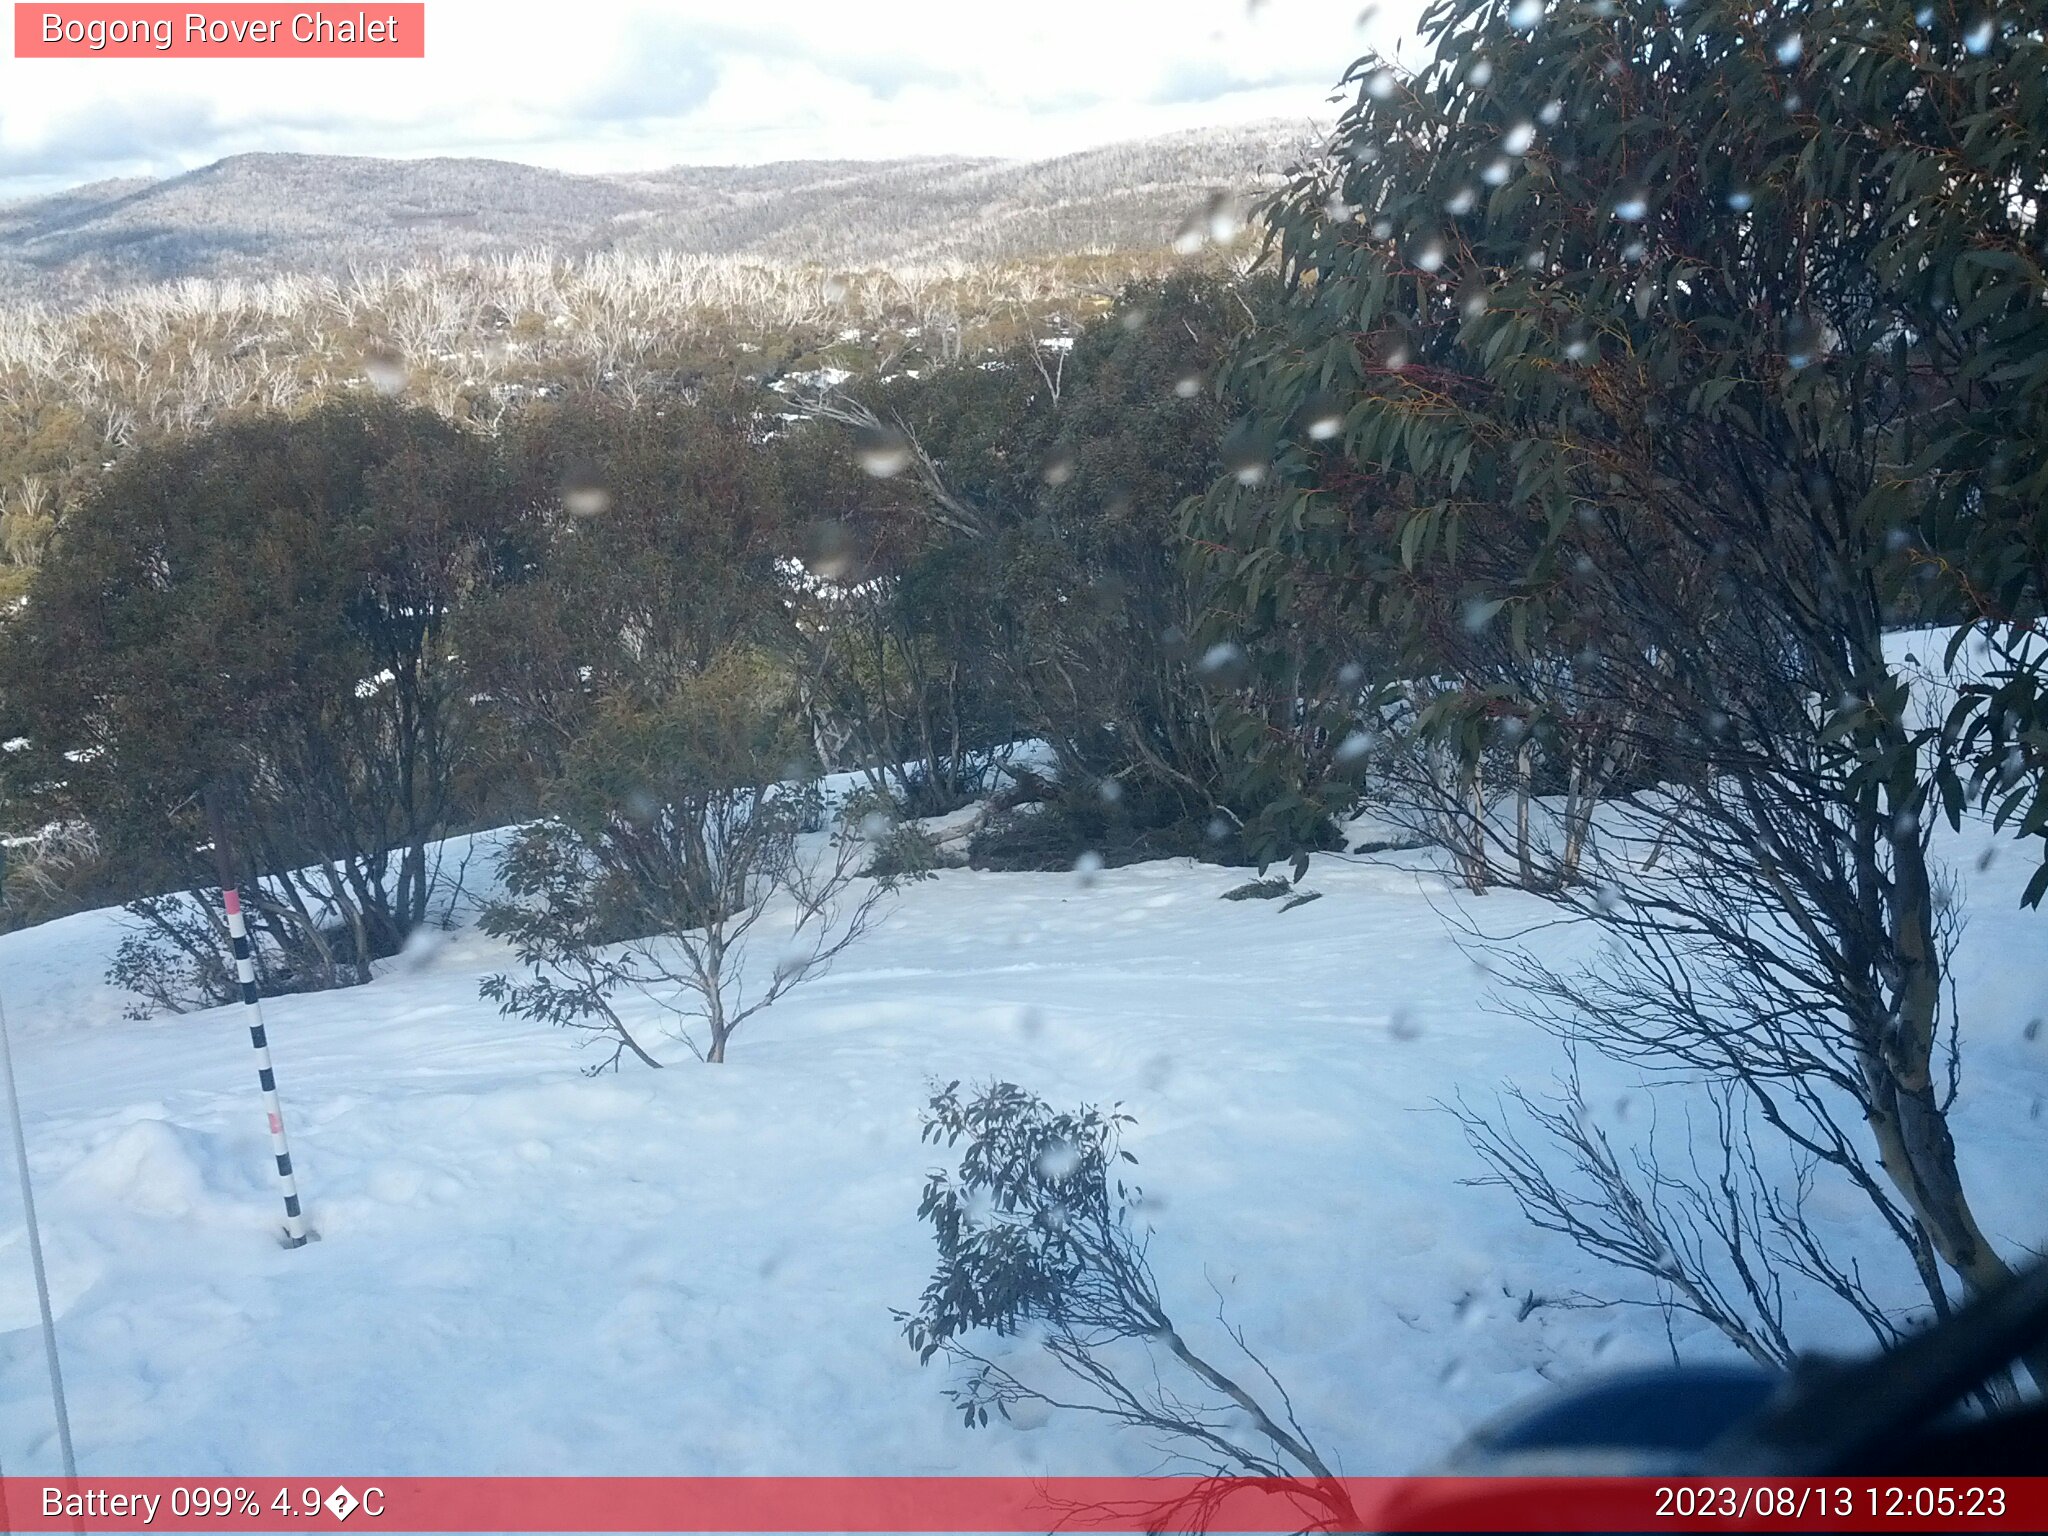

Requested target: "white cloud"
[{"left": 0, "top": 0, "right": 1421, "bottom": 199}]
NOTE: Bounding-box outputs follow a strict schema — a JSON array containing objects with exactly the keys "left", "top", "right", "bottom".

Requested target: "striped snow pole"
[{"left": 222, "top": 887, "right": 310, "bottom": 1249}]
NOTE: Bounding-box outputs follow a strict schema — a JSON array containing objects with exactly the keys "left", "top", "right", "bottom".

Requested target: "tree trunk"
[
  {"left": 1865, "top": 754, "right": 2047, "bottom": 1390},
  {"left": 1462, "top": 755, "right": 1489, "bottom": 894},
  {"left": 1514, "top": 737, "right": 1535, "bottom": 890},
  {"left": 704, "top": 955, "right": 729, "bottom": 1063},
  {"left": 1560, "top": 758, "right": 1590, "bottom": 887}
]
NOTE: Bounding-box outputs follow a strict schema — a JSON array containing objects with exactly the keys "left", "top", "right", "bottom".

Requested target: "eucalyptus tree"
[
  {"left": 0, "top": 401, "right": 521, "bottom": 1003},
  {"left": 1194, "top": 0, "right": 2046, "bottom": 1369}
]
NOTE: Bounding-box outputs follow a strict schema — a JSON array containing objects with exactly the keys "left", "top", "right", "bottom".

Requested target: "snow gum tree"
[
  {"left": 806, "top": 274, "right": 1372, "bottom": 864},
  {"left": 1193, "top": 0, "right": 2047, "bottom": 1376},
  {"left": 770, "top": 419, "right": 1020, "bottom": 814},
  {"left": 459, "top": 396, "right": 793, "bottom": 804},
  {"left": 479, "top": 655, "right": 890, "bottom": 1066},
  {"left": 0, "top": 400, "right": 521, "bottom": 1003},
  {"left": 469, "top": 405, "right": 890, "bottom": 1066}
]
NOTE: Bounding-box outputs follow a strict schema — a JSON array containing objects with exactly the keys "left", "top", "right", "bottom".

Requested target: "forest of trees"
[{"left": 0, "top": 0, "right": 2042, "bottom": 1438}]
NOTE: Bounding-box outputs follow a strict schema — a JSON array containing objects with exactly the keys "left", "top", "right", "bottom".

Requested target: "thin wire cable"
[{"left": 0, "top": 981, "right": 78, "bottom": 1480}]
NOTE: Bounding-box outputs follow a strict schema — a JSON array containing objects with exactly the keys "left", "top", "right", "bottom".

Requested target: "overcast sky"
[{"left": 0, "top": 0, "right": 1424, "bottom": 202}]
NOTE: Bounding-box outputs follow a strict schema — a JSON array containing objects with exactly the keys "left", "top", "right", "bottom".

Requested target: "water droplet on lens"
[
  {"left": 1176, "top": 193, "right": 1232, "bottom": 254},
  {"left": 1997, "top": 746, "right": 2026, "bottom": 791},
  {"left": 1462, "top": 596, "right": 1503, "bottom": 632},
  {"left": 855, "top": 426, "right": 913, "bottom": 479},
  {"left": 1223, "top": 421, "right": 1272, "bottom": 486},
  {"left": 561, "top": 462, "right": 610, "bottom": 517},
  {"left": 363, "top": 345, "right": 407, "bottom": 396},
  {"left": 806, "top": 518, "right": 859, "bottom": 581},
  {"left": 1785, "top": 314, "right": 1827, "bottom": 370},
  {"left": 1336, "top": 729, "right": 1378, "bottom": 763},
  {"left": 1303, "top": 389, "right": 1346, "bottom": 440},
  {"left": 1036, "top": 1139, "right": 1081, "bottom": 1180},
  {"left": 1198, "top": 641, "right": 1247, "bottom": 678}
]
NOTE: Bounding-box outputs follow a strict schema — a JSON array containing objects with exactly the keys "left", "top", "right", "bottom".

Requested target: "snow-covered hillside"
[{"left": 0, "top": 813, "right": 2041, "bottom": 1477}]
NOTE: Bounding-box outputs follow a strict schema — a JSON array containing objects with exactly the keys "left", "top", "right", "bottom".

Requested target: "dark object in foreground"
[{"left": 1452, "top": 1259, "right": 2048, "bottom": 1476}]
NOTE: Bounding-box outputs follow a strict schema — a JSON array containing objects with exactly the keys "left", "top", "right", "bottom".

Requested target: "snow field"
[{"left": 0, "top": 812, "right": 2039, "bottom": 1477}]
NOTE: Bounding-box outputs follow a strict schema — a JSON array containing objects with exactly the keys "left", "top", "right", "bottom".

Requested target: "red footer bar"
[{"left": 2, "top": 1478, "right": 2044, "bottom": 1533}]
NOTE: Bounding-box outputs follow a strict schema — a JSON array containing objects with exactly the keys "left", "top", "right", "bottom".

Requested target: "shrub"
[{"left": 480, "top": 658, "right": 893, "bottom": 1066}]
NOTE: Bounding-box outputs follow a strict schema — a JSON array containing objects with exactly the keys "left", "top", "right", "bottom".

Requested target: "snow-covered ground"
[{"left": 0, "top": 811, "right": 2041, "bottom": 1478}]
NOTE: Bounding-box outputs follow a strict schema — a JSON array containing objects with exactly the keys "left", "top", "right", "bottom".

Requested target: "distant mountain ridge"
[{"left": 0, "top": 122, "right": 1324, "bottom": 304}]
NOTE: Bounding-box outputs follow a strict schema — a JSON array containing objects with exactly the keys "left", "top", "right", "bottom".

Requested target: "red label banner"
[
  {"left": 0, "top": 1476, "right": 2043, "bottom": 1532},
  {"left": 13, "top": 5, "right": 424, "bottom": 57}
]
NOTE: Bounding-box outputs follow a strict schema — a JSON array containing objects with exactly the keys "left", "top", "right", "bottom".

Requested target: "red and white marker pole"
[{"left": 222, "top": 887, "right": 310, "bottom": 1249}]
